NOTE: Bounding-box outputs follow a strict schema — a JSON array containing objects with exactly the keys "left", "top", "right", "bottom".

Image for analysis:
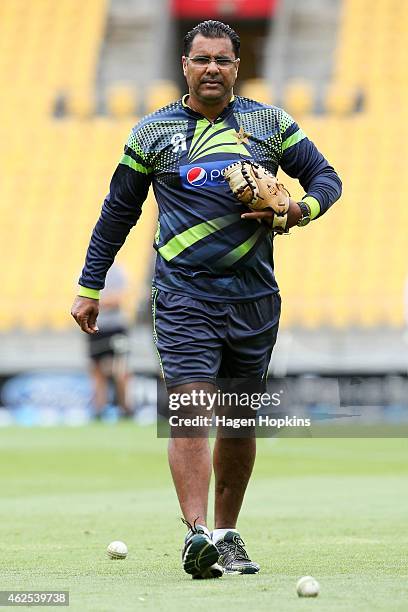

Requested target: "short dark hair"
[{"left": 183, "top": 20, "right": 240, "bottom": 58}]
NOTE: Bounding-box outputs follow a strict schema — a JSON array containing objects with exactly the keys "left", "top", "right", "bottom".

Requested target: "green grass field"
[{"left": 0, "top": 426, "right": 407, "bottom": 611}]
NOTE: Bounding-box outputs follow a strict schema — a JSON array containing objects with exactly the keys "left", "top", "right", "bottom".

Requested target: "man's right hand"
[{"left": 71, "top": 296, "right": 100, "bottom": 334}]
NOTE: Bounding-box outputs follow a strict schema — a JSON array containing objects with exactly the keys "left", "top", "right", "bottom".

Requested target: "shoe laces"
[
  {"left": 217, "top": 534, "right": 250, "bottom": 562},
  {"left": 181, "top": 516, "right": 203, "bottom": 534}
]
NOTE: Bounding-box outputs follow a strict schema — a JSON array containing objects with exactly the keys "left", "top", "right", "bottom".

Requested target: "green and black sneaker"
[
  {"left": 182, "top": 519, "right": 223, "bottom": 579},
  {"left": 215, "top": 531, "right": 260, "bottom": 575}
]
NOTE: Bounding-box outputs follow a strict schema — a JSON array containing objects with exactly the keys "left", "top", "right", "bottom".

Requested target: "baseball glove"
[{"left": 223, "top": 161, "right": 290, "bottom": 214}]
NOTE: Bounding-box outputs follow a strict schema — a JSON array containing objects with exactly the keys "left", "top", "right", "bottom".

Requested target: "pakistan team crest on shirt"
[{"left": 233, "top": 126, "right": 251, "bottom": 145}]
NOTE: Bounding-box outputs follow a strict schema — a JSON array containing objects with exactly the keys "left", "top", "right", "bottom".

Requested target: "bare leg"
[
  {"left": 167, "top": 382, "right": 215, "bottom": 527},
  {"left": 112, "top": 356, "right": 131, "bottom": 415},
  {"left": 213, "top": 437, "right": 256, "bottom": 528},
  {"left": 168, "top": 437, "right": 211, "bottom": 526},
  {"left": 89, "top": 361, "right": 108, "bottom": 416}
]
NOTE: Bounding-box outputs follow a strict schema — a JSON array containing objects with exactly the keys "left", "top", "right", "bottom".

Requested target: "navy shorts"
[
  {"left": 152, "top": 288, "right": 281, "bottom": 388},
  {"left": 87, "top": 327, "right": 129, "bottom": 362}
]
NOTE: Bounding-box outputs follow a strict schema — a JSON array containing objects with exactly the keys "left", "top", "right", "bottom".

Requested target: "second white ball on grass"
[
  {"left": 296, "top": 576, "right": 320, "bottom": 597},
  {"left": 107, "top": 541, "right": 128, "bottom": 559}
]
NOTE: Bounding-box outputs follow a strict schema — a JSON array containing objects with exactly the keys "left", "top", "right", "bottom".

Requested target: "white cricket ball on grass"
[
  {"left": 106, "top": 540, "right": 128, "bottom": 559},
  {"left": 296, "top": 576, "right": 320, "bottom": 597}
]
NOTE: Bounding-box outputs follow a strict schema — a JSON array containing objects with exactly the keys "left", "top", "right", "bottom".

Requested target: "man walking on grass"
[{"left": 71, "top": 20, "right": 341, "bottom": 578}]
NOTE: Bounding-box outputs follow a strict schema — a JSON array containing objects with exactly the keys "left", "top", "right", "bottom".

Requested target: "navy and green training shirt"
[{"left": 79, "top": 95, "right": 342, "bottom": 302}]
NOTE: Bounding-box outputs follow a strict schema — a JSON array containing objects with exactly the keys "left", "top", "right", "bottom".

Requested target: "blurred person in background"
[{"left": 87, "top": 263, "right": 133, "bottom": 420}]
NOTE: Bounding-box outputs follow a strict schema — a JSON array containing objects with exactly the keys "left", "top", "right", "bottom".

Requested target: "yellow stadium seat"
[
  {"left": 66, "top": 89, "right": 96, "bottom": 119},
  {"left": 325, "top": 84, "right": 356, "bottom": 115},
  {"left": 239, "top": 79, "right": 274, "bottom": 105},
  {"left": 283, "top": 80, "right": 314, "bottom": 116},
  {"left": 106, "top": 83, "right": 136, "bottom": 118},
  {"left": 145, "top": 80, "right": 180, "bottom": 114},
  {"left": 0, "top": 309, "right": 17, "bottom": 332}
]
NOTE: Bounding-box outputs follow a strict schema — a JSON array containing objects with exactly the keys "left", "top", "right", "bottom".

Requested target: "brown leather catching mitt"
[{"left": 223, "top": 161, "right": 290, "bottom": 213}]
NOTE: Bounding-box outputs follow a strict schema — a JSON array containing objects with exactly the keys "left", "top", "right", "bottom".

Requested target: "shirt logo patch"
[
  {"left": 171, "top": 133, "right": 187, "bottom": 153},
  {"left": 181, "top": 160, "right": 235, "bottom": 190},
  {"left": 186, "top": 167, "right": 208, "bottom": 186}
]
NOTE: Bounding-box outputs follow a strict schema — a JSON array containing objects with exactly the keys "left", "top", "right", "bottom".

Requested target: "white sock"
[{"left": 211, "top": 528, "right": 238, "bottom": 543}]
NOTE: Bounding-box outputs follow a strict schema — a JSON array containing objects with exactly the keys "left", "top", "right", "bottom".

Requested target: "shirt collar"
[{"left": 182, "top": 94, "right": 236, "bottom": 120}]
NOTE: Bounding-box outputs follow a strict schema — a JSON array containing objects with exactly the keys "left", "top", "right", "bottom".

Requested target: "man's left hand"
[{"left": 241, "top": 198, "right": 302, "bottom": 230}]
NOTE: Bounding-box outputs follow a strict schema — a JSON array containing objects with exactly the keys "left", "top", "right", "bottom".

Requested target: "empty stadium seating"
[
  {"left": 1, "top": 0, "right": 407, "bottom": 330},
  {"left": 0, "top": 0, "right": 156, "bottom": 331}
]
